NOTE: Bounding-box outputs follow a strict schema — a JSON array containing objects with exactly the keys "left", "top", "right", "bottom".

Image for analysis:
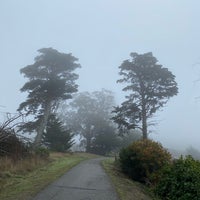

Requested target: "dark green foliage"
[
  {"left": 43, "top": 115, "right": 74, "bottom": 152},
  {"left": 18, "top": 48, "right": 80, "bottom": 120},
  {"left": 34, "top": 147, "right": 49, "bottom": 158},
  {"left": 90, "top": 125, "right": 120, "bottom": 155},
  {"left": 0, "top": 130, "right": 29, "bottom": 160},
  {"left": 113, "top": 52, "right": 178, "bottom": 139},
  {"left": 18, "top": 48, "right": 80, "bottom": 147},
  {"left": 119, "top": 139, "right": 171, "bottom": 183},
  {"left": 154, "top": 156, "right": 200, "bottom": 200}
]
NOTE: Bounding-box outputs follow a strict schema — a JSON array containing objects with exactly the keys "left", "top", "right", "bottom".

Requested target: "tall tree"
[
  {"left": 18, "top": 48, "right": 80, "bottom": 148},
  {"left": 59, "top": 89, "right": 116, "bottom": 152},
  {"left": 112, "top": 52, "right": 178, "bottom": 139}
]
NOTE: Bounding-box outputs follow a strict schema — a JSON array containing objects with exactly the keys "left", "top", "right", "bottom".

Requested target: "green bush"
[
  {"left": 119, "top": 139, "right": 171, "bottom": 183},
  {"left": 154, "top": 155, "right": 200, "bottom": 200},
  {"left": 0, "top": 131, "right": 30, "bottom": 159},
  {"left": 35, "top": 147, "right": 49, "bottom": 159}
]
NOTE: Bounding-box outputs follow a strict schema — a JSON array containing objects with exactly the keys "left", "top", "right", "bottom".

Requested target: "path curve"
[{"left": 32, "top": 158, "right": 119, "bottom": 200}]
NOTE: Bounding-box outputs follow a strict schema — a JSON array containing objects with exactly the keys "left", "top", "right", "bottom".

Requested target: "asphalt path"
[{"left": 32, "top": 158, "right": 119, "bottom": 200}]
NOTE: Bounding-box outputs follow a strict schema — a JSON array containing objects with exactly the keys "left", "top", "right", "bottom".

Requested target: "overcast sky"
[{"left": 1, "top": 0, "right": 200, "bottom": 150}]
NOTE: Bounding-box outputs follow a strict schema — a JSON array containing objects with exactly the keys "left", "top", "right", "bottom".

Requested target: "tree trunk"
[
  {"left": 33, "top": 101, "right": 52, "bottom": 148},
  {"left": 141, "top": 93, "right": 148, "bottom": 139},
  {"left": 142, "top": 110, "right": 148, "bottom": 139},
  {"left": 85, "top": 125, "right": 93, "bottom": 153},
  {"left": 86, "top": 135, "right": 91, "bottom": 153}
]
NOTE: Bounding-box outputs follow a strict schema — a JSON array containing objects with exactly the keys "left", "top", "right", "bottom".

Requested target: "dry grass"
[
  {"left": 0, "top": 154, "right": 50, "bottom": 198},
  {"left": 0, "top": 152, "right": 97, "bottom": 200},
  {"left": 102, "top": 158, "right": 159, "bottom": 200},
  {"left": 0, "top": 156, "right": 48, "bottom": 175}
]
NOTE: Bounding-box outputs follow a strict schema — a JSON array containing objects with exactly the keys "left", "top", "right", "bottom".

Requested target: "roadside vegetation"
[
  {"left": 0, "top": 152, "right": 96, "bottom": 200},
  {"left": 114, "top": 139, "right": 200, "bottom": 200},
  {"left": 102, "top": 158, "right": 155, "bottom": 200},
  {"left": 1, "top": 49, "right": 199, "bottom": 200}
]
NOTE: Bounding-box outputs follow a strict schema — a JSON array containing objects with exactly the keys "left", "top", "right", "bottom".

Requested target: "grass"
[
  {"left": 102, "top": 158, "right": 159, "bottom": 200},
  {"left": 0, "top": 156, "right": 48, "bottom": 175},
  {"left": 0, "top": 152, "right": 97, "bottom": 200}
]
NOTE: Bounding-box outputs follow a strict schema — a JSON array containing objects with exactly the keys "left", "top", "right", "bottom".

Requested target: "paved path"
[{"left": 32, "top": 158, "right": 119, "bottom": 200}]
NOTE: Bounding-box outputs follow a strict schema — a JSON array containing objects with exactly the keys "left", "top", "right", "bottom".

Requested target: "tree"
[
  {"left": 112, "top": 52, "right": 178, "bottom": 139},
  {"left": 43, "top": 114, "right": 74, "bottom": 152},
  {"left": 59, "top": 89, "right": 116, "bottom": 153},
  {"left": 90, "top": 120, "right": 120, "bottom": 155},
  {"left": 18, "top": 48, "right": 80, "bottom": 148}
]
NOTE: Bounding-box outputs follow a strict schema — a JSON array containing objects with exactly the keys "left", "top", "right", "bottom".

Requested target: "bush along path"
[
  {"left": 153, "top": 155, "right": 200, "bottom": 200},
  {"left": 115, "top": 139, "right": 200, "bottom": 200}
]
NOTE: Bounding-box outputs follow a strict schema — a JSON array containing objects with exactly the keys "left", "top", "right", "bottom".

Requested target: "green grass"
[
  {"left": 102, "top": 158, "right": 159, "bottom": 200},
  {"left": 0, "top": 153, "right": 96, "bottom": 200}
]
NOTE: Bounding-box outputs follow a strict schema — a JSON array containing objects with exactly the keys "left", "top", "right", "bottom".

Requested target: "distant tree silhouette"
[{"left": 59, "top": 89, "right": 116, "bottom": 153}]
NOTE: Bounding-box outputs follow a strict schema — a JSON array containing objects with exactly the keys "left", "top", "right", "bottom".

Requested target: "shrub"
[
  {"left": 0, "top": 131, "right": 30, "bottom": 160},
  {"left": 119, "top": 139, "right": 171, "bottom": 183},
  {"left": 154, "top": 155, "right": 200, "bottom": 200},
  {"left": 35, "top": 147, "right": 49, "bottom": 159}
]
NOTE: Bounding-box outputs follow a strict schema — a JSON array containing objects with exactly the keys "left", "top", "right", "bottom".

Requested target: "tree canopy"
[
  {"left": 112, "top": 52, "right": 178, "bottom": 139},
  {"left": 90, "top": 123, "right": 120, "bottom": 155},
  {"left": 18, "top": 48, "right": 80, "bottom": 147},
  {"left": 59, "top": 89, "right": 116, "bottom": 153}
]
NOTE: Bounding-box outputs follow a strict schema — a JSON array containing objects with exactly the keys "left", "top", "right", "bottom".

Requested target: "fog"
[{"left": 1, "top": 0, "right": 200, "bottom": 151}]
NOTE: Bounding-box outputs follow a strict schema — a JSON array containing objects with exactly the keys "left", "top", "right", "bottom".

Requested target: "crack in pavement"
[
  {"left": 53, "top": 184, "right": 105, "bottom": 191},
  {"left": 48, "top": 189, "right": 61, "bottom": 200},
  {"left": 33, "top": 158, "right": 120, "bottom": 200}
]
